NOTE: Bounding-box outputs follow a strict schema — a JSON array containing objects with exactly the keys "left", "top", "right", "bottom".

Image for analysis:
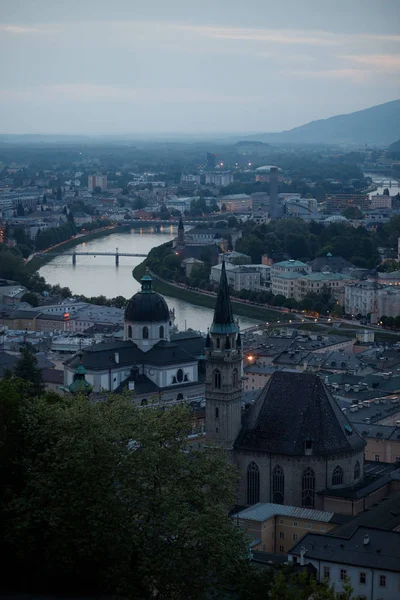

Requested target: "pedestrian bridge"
[{"left": 41, "top": 249, "right": 147, "bottom": 266}]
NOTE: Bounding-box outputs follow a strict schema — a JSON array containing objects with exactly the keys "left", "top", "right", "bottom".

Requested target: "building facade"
[
  {"left": 88, "top": 174, "right": 107, "bottom": 191},
  {"left": 205, "top": 265, "right": 366, "bottom": 511}
]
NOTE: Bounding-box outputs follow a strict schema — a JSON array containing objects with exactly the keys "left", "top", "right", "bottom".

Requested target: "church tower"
[
  {"left": 177, "top": 216, "right": 185, "bottom": 246},
  {"left": 205, "top": 260, "right": 243, "bottom": 450}
]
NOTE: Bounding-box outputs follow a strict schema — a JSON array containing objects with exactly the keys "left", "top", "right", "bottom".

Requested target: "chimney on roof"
[{"left": 363, "top": 534, "right": 370, "bottom": 546}]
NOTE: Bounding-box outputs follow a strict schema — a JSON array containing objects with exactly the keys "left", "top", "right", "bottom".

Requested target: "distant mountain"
[{"left": 245, "top": 100, "right": 400, "bottom": 147}]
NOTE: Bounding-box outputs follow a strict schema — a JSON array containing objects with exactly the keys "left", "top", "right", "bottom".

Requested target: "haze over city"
[{"left": 1, "top": 0, "right": 400, "bottom": 135}]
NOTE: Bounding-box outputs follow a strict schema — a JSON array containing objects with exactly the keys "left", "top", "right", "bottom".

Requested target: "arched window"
[
  {"left": 302, "top": 467, "right": 315, "bottom": 508},
  {"left": 272, "top": 465, "right": 285, "bottom": 504},
  {"left": 159, "top": 325, "right": 164, "bottom": 338},
  {"left": 233, "top": 368, "right": 238, "bottom": 388},
  {"left": 127, "top": 324, "right": 132, "bottom": 338},
  {"left": 215, "top": 407, "right": 219, "bottom": 419},
  {"left": 141, "top": 398, "right": 148, "bottom": 406},
  {"left": 332, "top": 465, "right": 343, "bottom": 486},
  {"left": 177, "top": 369, "right": 183, "bottom": 383},
  {"left": 214, "top": 369, "right": 221, "bottom": 389},
  {"left": 247, "top": 462, "right": 260, "bottom": 505},
  {"left": 176, "top": 393, "right": 183, "bottom": 401},
  {"left": 216, "top": 337, "right": 220, "bottom": 349},
  {"left": 354, "top": 460, "right": 360, "bottom": 480},
  {"left": 142, "top": 326, "right": 149, "bottom": 339}
]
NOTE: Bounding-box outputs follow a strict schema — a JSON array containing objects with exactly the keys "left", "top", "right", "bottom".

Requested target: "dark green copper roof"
[{"left": 210, "top": 260, "right": 238, "bottom": 334}]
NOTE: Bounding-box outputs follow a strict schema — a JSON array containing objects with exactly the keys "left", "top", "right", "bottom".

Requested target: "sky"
[{"left": 1, "top": 0, "right": 400, "bottom": 135}]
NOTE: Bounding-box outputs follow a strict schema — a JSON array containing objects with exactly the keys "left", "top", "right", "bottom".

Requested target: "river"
[
  {"left": 39, "top": 227, "right": 258, "bottom": 332},
  {"left": 364, "top": 172, "right": 400, "bottom": 197}
]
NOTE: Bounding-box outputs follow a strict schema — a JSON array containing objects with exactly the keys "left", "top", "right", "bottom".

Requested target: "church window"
[
  {"left": 247, "top": 462, "right": 260, "bottom": 505},
  {"left": 127, "top": 325, "right": 132, "bottom": 338},
  {"left": 272, "top": 465, "right": 285, "bottom": 504},
  {"left": 216, "top": 337, "right": 220, "bottom": 349},
  {"left": 233, "top": 368, "right": 238, "bottom": 388},
  {"left": 214, "top": 369, "right": 221, "bottom": 389},
  {"left": 215, "top": 407, "right": 219, "bottom": 419},
  {"left": 177, "top": 369, "right": 184, "bottom": 383},
  {"left": 354, "top": 460, "right": 360, "bottom": 480},
  {"left": 159, "top": 325, "right": 164, "bottom": 338},
  {"left": 332, "top": 465, "right": 343, "bottom": 486},
  {"left": 176, "top": 393, "right": 183, "bottom": 401},
  {"left": 184, "top": 374, "right": 188, "bottom": 382},
  {"left": 305, "top": 438, "right": 313, "bottom": 452},
  {"left": 142, "top": 326, "right": 149, "bottom": 339},
  {"left": 302, "top": 467, "right": 315, "bottom": 508},
  {"left": 141, "top": 398, "right": 148, "bottom": 406}
]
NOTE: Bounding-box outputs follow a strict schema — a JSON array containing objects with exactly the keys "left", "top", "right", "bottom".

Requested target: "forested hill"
[
  {"left": 388, "top": 138, "right": 400, "bottom": 158},
  {"left": 245, "top": 99, "right": 400, "bottom": 146}
]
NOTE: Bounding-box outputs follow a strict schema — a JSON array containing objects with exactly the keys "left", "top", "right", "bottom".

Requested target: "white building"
[
  {"left": 270, "top": 259, "right": 311, "bottom": 279},
  {"left": 289, "top": 527, "right": 400, "bottom": 600},
  {"left": 370, "top": 195, "right": 392, "bottom": 210},
  {"left": 166, "top": 196, "right": 193, "bottom": 213},
  {"left": 63, "top": 273, "right": 204, "bottom": 403},
  {"left": 210, "top": 263, "right": 261, "bottom": 292},
  {"left": 204, "top": 172, "right": 234, "bottom": 187},
  {"left": 88, "top": 174, "right": 107, "bottom": 191},
  {"left": 180, "top": 174, "right": 200, "bottom": 187},
  {"left": 220, "top": 193, "right": 252, "bottom": 213}
]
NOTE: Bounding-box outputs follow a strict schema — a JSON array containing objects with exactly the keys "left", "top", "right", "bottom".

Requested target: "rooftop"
[
  {"left": 273, "top": 260, "right": 309, "bottom": 268},
  {"left": 232, "top": 502, "right": 344, "bottom": 525},
  {"left": 236, "top": 372, "right": 365, "bottom": 456},
  {"left": 290, "top": 526, "right": 400, "bottom": 572}
]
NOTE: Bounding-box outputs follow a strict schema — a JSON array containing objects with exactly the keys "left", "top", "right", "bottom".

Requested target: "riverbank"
[
  {"left": 132, "top": 260, "right": 290, "bottom": 323},
  {"left": 25, "top": 224, "right": 130, "bottom": 273}
]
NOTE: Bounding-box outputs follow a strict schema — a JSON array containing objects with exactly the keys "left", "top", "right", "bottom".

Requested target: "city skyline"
[{"left": 0, "top": 0, "right": 400, "bottom": 134}]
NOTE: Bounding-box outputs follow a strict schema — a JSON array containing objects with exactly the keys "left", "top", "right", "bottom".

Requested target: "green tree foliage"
[
  {"left": 21, "top": 291, "right": 39, "bottom": 307},
  {"left": 35, "top": 221, "right": 77, "bottom": 250},
  {"left": 1, "top": 390, "right": 248, "bottom": 598},
  {"left": 235, "top": 216, "right": 388, "bottom": 268},
  {"left": 13, "top": 346, "right": 44, "bottom": 398},
  {"left": 163, "top": 252, "right": 182, "bottom": 272},
  {"left": 342, "top": 206, "right": 364, "bottom": 220}
]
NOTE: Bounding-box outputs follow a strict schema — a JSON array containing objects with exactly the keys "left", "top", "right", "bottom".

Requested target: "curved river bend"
[{"left": 39, "top": 228, "right": 258, "bottom": 332}]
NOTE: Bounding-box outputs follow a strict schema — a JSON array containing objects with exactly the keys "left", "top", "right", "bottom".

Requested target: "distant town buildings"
[
  {"left": 88, "top": 174, "right": 107, "bottom": 191},
  {"left": 220, "top": 193, "right": 252, "bottom": 213},
  {"left": 204, "top": 172, "right": 234, "bottom": 187},
  {"left": 345, "top": 281, "right": 400, "bottom": 318},
  {"left": 180, "top": 174, "right": 201, "bottom": 190},
  {"left": 326, "top": 193, "right": 370, "bottom": 212}
]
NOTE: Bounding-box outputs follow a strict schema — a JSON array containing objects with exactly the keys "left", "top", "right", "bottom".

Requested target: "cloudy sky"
[{"left": 1, "top": 0, "right": 399, "bottom": 135}]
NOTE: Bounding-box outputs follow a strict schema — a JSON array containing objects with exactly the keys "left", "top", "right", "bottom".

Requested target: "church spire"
[
  {"left": 210, "top": 259, "right": 237, "bottom": 334},
  {"left": 177, "top": 216, "right": 185, "bottom": 245}
]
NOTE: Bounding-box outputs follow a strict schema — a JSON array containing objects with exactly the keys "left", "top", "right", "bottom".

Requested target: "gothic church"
[{"left": 205, "top": 261, "right": 366, "bottom": 510}]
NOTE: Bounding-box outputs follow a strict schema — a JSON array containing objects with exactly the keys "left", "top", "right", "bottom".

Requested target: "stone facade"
[{"left": 235, "top": 450, "right": 364, "bottom": 509}]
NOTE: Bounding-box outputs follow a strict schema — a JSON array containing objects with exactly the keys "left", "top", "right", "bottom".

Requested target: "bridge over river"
[{"left": 41, "top": 248, "right": 147, "bottom": 266}]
